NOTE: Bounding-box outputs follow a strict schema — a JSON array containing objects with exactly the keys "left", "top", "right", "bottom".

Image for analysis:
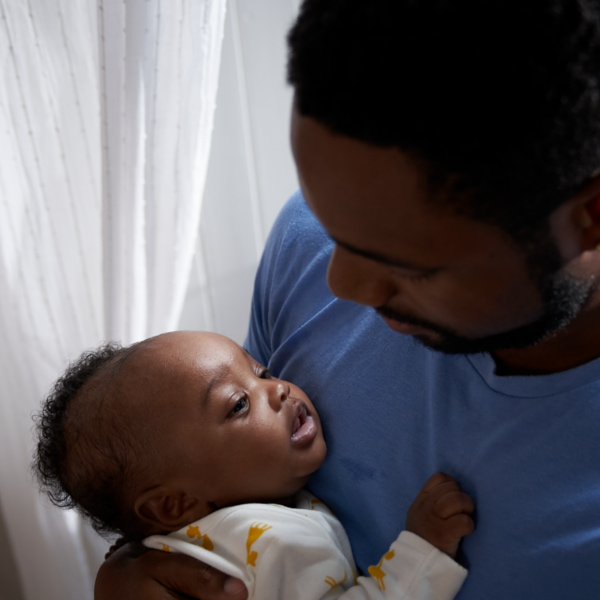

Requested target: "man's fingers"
[
  {"left": 139, "top": 552, "right": 248, "bottom": 600},
  {"left": 95, "top": 545, "right": 248, "bottom": 600}
]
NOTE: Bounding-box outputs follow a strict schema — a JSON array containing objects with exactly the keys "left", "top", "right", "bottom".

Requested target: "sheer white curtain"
[
  {"left": 178, "top": 0, "right": 301, "bottom": 343},
  {"left": 0, "top": 1, "right": 226, "bottom": 599}
]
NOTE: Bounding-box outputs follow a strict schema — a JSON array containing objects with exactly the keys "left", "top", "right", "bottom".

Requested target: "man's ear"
[
  {"left": 134, "top": 486, "right": 206, "bottom": 531},
  {"left": 574, "top": 193, "right": 600, "bottom": 251},
  {"left": 557, "top": 169, "right": 600, "bottom": 254}
]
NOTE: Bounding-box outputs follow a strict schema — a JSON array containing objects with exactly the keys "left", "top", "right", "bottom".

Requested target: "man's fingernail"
[{"left": 224, "top": 577, "right": 244, "bottom": 595}]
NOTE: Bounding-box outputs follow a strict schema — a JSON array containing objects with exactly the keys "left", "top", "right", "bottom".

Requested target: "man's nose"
[
  {"left": 267, "top": 380, "right": 289, "bottom": 410},
  {"left": 326, "top": 244, "right": 395, "bottom": 307}
]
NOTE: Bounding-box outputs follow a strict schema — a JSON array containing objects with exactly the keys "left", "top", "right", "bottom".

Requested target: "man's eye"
[
  {"left": 392, "top": 268, "right": 438, "bottom": 282},
  {"left": 230, "top": 396, "right": 249, "bottom": 416}
]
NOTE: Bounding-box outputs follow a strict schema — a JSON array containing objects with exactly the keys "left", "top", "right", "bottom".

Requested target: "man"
[{"left": 96, "top": 1, "right": 600, "bottom": 598}]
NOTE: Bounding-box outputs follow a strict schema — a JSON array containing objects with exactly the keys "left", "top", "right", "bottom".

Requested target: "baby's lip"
[{"left": 290, "top": 401, "right": 318, "bottom": 447}]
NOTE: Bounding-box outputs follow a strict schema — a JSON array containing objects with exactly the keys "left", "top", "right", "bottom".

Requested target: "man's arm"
[{"left": 94, "top": 542, "right": 248, "bottom": 600}]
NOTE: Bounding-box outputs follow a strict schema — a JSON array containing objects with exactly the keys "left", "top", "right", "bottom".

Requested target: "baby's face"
[{"left": 120, "top": 331, "right": 326, "bottom": 516}]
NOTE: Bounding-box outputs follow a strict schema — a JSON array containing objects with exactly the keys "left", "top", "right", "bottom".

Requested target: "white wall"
[
  {"left": 0, "top": 505, "right": 24, "bottom": 600},
  {"left": 178, "top": 0, "right": 301, "bottom": 343}
]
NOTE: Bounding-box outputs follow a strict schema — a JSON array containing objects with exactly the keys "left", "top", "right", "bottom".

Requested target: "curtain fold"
[
  {"left": 100, "top": 0, "right": 226, "bottom": 342},
  {"left": 0, "top": 1, "right": 226, "bottom": 598}
]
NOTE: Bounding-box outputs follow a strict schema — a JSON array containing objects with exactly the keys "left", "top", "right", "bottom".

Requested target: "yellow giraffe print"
[
  {"left": 246, "top": 522, "right": 273, "bottom": 566},
  {"left": 325, "top": 570, "right": 348, "bottom": 589},
  {"left": 368, "top": 550, "right": 395, "bottom": 591},
  {"left": 186, "top": 525, "right": 214, "bottom": 551}
]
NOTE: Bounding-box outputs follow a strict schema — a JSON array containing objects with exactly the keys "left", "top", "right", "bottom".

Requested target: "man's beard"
[{"left": 377, "top": 233, "right": 596, "bottom": 355}]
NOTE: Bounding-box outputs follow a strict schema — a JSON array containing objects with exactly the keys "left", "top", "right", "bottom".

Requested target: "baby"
[{"left": 34, "top": 331, "right": 475, "bottom": 600}]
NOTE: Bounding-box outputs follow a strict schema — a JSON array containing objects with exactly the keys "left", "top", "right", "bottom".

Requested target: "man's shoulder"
[
  {"left": 261, "top": 190, "right": 332, "bottom": 278},
  {"left": 247, "top": 191, "right": 337, "bottom": 364},
  {"left": 268, "top": 189, "right": 320, "bottom": 237}
]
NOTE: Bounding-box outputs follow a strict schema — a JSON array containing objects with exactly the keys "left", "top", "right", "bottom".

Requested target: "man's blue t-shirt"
[{"left": 245, "top": 191, "right": 600, "bottom": 599}]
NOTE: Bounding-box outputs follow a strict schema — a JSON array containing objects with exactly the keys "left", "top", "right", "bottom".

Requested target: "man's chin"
[
  {"left": 381, "top": 314, "right": 558, "bottom": 356},
  {"left": 410, "top": 332, "right": 499, "bottom": 355},
  {"left": 377, "top": 270, "right": 595, "bottom": 355},
  {"left": 378, "top": 310, "right": 491, "bottom": 354},
  {"left": 405, "top": 316, "right": 569, "bottom": 355}
]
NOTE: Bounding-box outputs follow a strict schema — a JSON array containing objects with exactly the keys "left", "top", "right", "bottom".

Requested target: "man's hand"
[
  {"left": 95, "top": 542, "right": 248, "bottom": 600},
  {"left": 405, "top": 472, "right": 475, "bottom": 559}
]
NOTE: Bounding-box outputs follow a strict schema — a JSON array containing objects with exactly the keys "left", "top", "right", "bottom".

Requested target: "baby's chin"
[
  {"left": 301, "top": 436, "right": 328, "bottom": 483},
  {"left": 315, "top": 434, "right": 328, "bottom": 468},
  {"left": 277, "top": 450, "right": 329, "bottom": 504}
]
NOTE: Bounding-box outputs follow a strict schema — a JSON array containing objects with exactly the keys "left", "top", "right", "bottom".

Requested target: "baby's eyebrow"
[
  {"left": 201, "top": 363, "right": 229, "bottom": 407},
  {"left": 241, "top": 347, "right": 260, "bottom": 366}
]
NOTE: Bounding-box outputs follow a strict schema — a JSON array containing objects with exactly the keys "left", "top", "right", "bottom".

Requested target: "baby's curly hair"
[{"left": 33, "top": 341, "right": 150, "bottom": 541}]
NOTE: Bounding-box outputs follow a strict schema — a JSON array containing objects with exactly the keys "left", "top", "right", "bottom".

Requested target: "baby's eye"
[
  {"left": 259, "top": 368, "right": 273, "bottom": 379},
  {"left": 230, "top": 396, "right": 249, "bottom": 416}
]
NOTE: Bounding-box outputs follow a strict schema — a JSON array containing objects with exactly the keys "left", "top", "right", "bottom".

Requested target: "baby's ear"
[{"left": 134, "top": 486, "right": 205, "bottom": 532}]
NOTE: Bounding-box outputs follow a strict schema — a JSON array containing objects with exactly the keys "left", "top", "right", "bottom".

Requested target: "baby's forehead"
[
  {"left": 103, "top": 333, "right": 254, "bottom": 425},
  {"left": 139, "top": 331, "right": 247, "bottom": 366},
  {"left": 116, "top": 331, "right": 252, "bottom": 394}
]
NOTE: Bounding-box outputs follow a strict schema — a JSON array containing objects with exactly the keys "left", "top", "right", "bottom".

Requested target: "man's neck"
[{"left": 493, "top": 301, "right": 600, "bottom": 376}]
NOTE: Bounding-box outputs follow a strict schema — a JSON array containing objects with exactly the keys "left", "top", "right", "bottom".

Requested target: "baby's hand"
[{"left": 405, "top": 472, "right": 475, "bottom": 559}]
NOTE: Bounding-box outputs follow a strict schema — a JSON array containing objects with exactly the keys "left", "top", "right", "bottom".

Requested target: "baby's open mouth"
[{"left": 291, "top": 402, "right": 317, "bottom": 446}]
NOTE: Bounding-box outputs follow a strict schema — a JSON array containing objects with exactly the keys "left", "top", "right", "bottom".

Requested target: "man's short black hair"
[
  {"left": 33, "top": 342, "right": 146, "bottom": 541},
  {"left": 288, "top": 0, "right": 600, "bottom": 239}
]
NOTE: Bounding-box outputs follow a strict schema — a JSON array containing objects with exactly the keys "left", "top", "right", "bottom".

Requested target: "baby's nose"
[{"left": 268, "top": 380, "right": 289, "bottom": 409}]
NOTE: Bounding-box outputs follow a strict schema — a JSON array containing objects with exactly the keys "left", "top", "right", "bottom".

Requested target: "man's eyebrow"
[{"left": 331, "top": 235, "right": 431, "bottom": 271}]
